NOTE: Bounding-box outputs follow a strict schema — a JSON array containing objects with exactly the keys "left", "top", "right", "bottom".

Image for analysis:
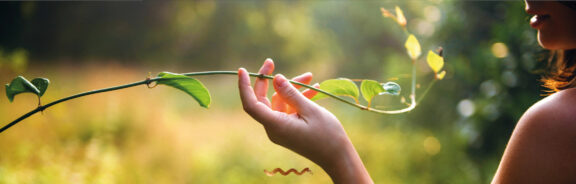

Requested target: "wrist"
[{"left": 319, "top": 136, "right": 373, "bottom": 184}]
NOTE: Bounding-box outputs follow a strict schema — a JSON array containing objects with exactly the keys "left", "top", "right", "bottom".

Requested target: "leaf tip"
[
  {"left": 5, "top": 84, "right": 13, "bottom": 102},
  {"left": 379, "top": 82, "right": 401, "bottom": 96},
  {"left": 436, "top": 70, "right": 446, "bottom": 80},
  {"left": 156, "top": 72, "right": 212, "bottom": 108},
  {"left": 380, "top": 7, "right": 394, "bottom": 18}
]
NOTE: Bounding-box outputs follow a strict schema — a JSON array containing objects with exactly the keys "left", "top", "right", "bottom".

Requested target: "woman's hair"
[
  {"left": 542, "top": 49, "right": 576, "bottom": 93},
  {"left": 559, "top": 1, "right": 576, "bottom": 11},
  {"left": 542, "top": 1, "right": 576, "bottom": 93}
]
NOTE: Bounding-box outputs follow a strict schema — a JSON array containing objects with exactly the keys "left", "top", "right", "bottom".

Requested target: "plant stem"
[
  {"left": 0, "top": 80, "right": 150, "bottom": 133},
  {"left": 182, "top": 71, "right": 361, "bottom": 108},
  {"left": 1, "top": 70, "right": 418, "bottom": 134},
  {"left": 417, "top": 79, "right": 437, "bottom": 104}
]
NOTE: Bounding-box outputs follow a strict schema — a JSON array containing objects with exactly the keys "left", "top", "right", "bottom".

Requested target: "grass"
[{"left": 0, "top": 64, "right": 479, "bottom": 183}]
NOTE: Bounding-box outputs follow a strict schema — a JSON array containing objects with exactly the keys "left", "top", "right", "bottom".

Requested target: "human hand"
[{"left": 238, "top": 59, "right": 372, "bottom": 184}]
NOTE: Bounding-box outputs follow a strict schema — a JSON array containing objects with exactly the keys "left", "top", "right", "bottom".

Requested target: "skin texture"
[
  {"left": 525, "top": 1, "right": 576, "bottom": 50},
  {"left": 238, "top": 59, "right": 372, "bottom": 183},
  {"left": 492, "top": 88, "right": 576, "bottom": 183},
  {"left": 492, "top": 1, "right": 576, "bottom": 183},
  {"left": 238, "top": 1, "right": 576, "bottom": 183}
]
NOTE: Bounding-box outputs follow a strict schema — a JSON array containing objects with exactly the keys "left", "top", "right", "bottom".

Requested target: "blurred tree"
[{"left": 0, "top": 0, "right": 553, "bottom": 183}]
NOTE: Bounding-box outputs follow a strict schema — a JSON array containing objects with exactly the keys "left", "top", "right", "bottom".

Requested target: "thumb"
[{"left": 273, "top": 74, "right": 319, "bottom": 117}]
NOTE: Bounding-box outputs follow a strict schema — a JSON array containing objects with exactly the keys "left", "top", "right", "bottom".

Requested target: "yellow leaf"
[
  {"left": 426, "top": 50, "right": 444, "bottom": 73},
  {"left": 395, "top": 6, "right": 407, "bottom": 27},
  {"left": 436, "top": 70, "right": 446, "bottom": 80},
  {"left": 405, "top": 34, "right": 421, "bottom": 60}
]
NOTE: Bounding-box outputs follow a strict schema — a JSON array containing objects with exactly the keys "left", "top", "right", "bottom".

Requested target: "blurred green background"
[{"left": 0, "top": 0, "right": 547, "bottom": 183}]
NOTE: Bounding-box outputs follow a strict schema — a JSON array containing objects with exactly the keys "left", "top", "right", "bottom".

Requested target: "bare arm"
[
  {"left": 238, "top": 59, "right": 373, "bottom": 184},
  {"left": 493, "top": 89, "right": 576, "bottom": 183}
]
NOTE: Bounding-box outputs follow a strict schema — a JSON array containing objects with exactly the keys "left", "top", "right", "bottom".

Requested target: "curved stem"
[
  {"left": 1, "top": 70, "right": 420, "bottom": 134},
  {"left": 0, "top": 80, "right": 151, "bottom": 133},
  {"left": 369, "top": 59, "right": 417, "bottom": 114}
]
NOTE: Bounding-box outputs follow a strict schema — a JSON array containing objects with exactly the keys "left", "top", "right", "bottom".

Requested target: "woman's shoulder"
[
  {"left": 523, "top": 88, "right": 576, "bottom": 128},
  {"left": 493, "top": 88, "right": 576, "bottom": 183},
  {"left": 515, "top": 88, "right": 576, "bottom": 158}
]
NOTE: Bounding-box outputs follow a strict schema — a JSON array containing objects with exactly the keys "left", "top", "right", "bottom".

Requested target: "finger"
[
  {"left": 238, "top": 67, "right": 258, "bottom": 107},
  {"left": 271, "top": 94, "right": 288, "bottom": 112},
  {"left": 273, "top": 74, "right": 319, "bottom": 117},
  {"left": 253, "top": 58, "right": 275, "bottom": 106},
  {"left": 302, "top": 83, "right": 320, "bottom": 99},
  {"left": 271, "top": 72, "right": 312, "bottom": 112},
  {"left": 286, "top": 83, "right": 320, "bottom": 114},
  {"left": 238, "top": 68, "right": 280, "bottom": 125},
  {"left": 290, "top": 72, "right": 313, "bottom": 89}
]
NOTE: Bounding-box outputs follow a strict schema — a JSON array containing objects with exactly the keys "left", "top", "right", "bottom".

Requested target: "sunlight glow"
[
  {"left": 491, "top": 42, "right": 509, "bottom": 58},
  {"left": 423, "top": 136, "right": 441, "bottom": 156}
]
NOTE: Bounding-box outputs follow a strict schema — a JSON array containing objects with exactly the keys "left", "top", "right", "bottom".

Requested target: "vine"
[
  {"left": 264, "top": 168, "right": 312, "bottom": 176},
  {"left": 1, "top": 6, "right": 445, "bottom": 134}
]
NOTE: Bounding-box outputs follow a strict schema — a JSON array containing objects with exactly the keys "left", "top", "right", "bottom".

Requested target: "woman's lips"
[{"left": 530, "top": 14, "right": 550, "bottom": 29}]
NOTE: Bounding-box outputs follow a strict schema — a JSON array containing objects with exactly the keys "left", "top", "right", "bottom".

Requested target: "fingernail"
[
  {"left": 275, "top": 74, "right": 288, "bottom": 88},
  {"left": 296, "top": 72, "right": 312, "bottom": 78}
]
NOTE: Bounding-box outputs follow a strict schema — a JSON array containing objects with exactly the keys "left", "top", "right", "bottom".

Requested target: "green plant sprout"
[{"left": 0, "top": 6, "right": 445, "bottom": 134}]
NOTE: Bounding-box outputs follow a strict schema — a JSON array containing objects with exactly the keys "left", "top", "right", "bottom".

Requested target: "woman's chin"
[
  {"left": 538, "top": 40, "right": 576, "bottom": 50},
  {"left": 538, "top": 32, "right": 561, "bottom": 50},
  {"left": 538, "top": 31, "right": 576, "bottom": 50}
]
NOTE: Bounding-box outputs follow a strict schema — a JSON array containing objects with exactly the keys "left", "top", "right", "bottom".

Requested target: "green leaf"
[
  {"left": 379, "top": 82, "right": 401, "bottom": 96},
  {"left": 311, "top": 78, "right": 359, "bottom": 102},
  {"left": 157, "top": 72, "right": 211, "bottom": 108},
  {"left": 405, "top": 34, "right": 421, "bottom": 60},
  {"left": 426, "top": 50, "right": 444, "bottom": 74},
  {"left": 5, "top": 76, "right": 40, "bottom": 102},
  {"left": 360, "top": 80, "right": 384, "bottom": 105},
  {"left": 31, "top": 78, "right": 50, "bottom": 97}
]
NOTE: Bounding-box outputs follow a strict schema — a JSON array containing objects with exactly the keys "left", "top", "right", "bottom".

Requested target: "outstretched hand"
[{"left": 238, "top": 59, "right": 372, "bottom": 184}]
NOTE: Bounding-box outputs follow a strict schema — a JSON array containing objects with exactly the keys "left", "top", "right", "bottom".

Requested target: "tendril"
[
  {"left": 264, "top": 168, "right": 312, "bottom": 176},
  {"left": 145, "top": 75, "right": 158, "bottom": 89}
]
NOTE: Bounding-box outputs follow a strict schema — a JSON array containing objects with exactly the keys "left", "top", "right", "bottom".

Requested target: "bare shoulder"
[
  {"left": 522, "top": 88, "right": 576, "bottom": 131},
  {"left": 493, "top": 88, "right": 576, "bottom": 184}
]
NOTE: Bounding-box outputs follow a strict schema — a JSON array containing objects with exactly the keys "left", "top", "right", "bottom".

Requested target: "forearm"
[{"left": 317, "top": 137, "right": 373, "bottom": 184}]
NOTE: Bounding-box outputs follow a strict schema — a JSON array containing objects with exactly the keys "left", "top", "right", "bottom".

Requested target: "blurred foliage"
[
  {"left": 0, "top": 0, "right": 547, "bottom": 183},
  {"left": 0, "top": 48, "right": 28, "bottom": 73}
]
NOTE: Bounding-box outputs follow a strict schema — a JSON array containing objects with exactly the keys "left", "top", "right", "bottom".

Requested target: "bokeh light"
[
  {"left": 0, "top": 1, "right": 545, "bottom": 183},
  {"left": 491, "top": 42, "right": 509, "bottom": 58}
]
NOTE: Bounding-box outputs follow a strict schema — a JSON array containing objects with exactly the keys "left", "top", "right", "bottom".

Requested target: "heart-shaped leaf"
[
  {"left": 379, "top": 82, "right": 401, "bottom": 96},
  {"left": 157, "top": 72, "right": 211, "bottom": 108},
  {"left": 5, "top": 76, "right": 41, "bottom": 102},
  {"left": 361, "top": 80, "right": 384, "bottom": 105},
  {"left": 311, "top": 78, "right": 359, "bottom": 102},
  {"left": 405, "top": 34, "right": 421, "bottom": 61},
  {"left": 31, "top": 78, "right": 50, "bottom": 97},
  {"left": 426, "top": 50, "right": 444, "bottom": 74}
]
